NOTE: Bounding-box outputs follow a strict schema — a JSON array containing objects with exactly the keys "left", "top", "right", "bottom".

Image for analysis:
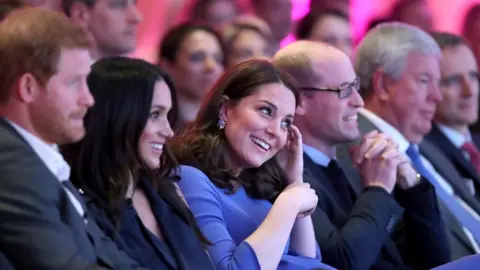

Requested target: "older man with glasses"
[{"left": 273, "top": 40, "right": 450, "bottom": 270}]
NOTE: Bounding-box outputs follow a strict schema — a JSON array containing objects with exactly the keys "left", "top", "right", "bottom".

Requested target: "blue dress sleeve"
[{"left": 177, "top": 165, "right": 261, "bottom": 270}]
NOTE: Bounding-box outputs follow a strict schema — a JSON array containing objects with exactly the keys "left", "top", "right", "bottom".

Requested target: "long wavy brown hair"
[{"left": 170, "top": 59, "right": 300, "bottom": 202}]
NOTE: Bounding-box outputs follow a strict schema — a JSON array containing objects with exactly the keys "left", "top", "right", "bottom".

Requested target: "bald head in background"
[{"left": 274, "top": 41, "right": 363, "bottom": 156}]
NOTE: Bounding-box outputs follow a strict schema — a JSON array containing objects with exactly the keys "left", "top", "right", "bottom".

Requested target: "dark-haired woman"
[
  {"left": 171, "top": 59, "right": 335, "bottom": 270},
  {"left": 62, "top": 57, "right": 214, "bottom": 270},
  {"left": 159, "top": 22, "right": 225, "bottom": 130}
]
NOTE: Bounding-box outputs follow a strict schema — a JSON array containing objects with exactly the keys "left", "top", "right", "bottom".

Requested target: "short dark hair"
[
  {"left": 430, "top": 32, "right": 469, "bottom": 50},
  {"left": 170, "top": 59, "right": 299, "bottom": 202},
  {"left": 62, "top": 0, "right": 96, "bottom": 16},
  {"left": 159, "top": 22, "right": 225, "bottom": 65},
  {"left": 296, "top": 9, "right": 349, "bottom": 40},
  {"left": 462, "top": 4, "right": 480, "bottom": 40},
  {"left": 0, "top": 0, "right": 25, "bottom": 21}
]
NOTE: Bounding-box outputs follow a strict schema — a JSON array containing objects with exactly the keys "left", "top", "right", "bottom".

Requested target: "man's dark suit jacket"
[
  {"left": 0, "top": 118, "right": 144, "bottom": 269},
  {"left": 426, "top": 124, "right": 480, "bottom": 200},
  {"left": 0, "top": 251, "right": 14, "bottom": 270},
  {"left": 304, "top": 152, "right": 450, "bottom": 270},
  {"left": 347, "top": 113, "right": 478, "bottom": 259}
]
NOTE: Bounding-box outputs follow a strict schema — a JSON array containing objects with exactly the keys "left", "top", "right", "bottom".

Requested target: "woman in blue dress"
[{"left": 170, "top": 59, "right": 335, "bottom": 270}]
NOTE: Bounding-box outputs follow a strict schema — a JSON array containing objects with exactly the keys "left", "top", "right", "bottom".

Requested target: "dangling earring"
[{"left": 218, "top": 118, "right": 227, "bottom": 129}]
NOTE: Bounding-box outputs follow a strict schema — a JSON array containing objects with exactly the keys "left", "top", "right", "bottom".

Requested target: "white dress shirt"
[
  {"left": 360, "top": 108, "right": 480, "bottom": 252},
  {"left": 8, "top": 120, "right": 85, "bottom": 219}
]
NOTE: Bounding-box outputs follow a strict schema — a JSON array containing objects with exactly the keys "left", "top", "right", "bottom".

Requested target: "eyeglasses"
[{"left": 299, "top": 77, "right": 360, "bottom": 99}]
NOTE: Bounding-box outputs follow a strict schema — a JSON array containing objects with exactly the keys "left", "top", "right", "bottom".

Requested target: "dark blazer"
[
  {"left": 85, "top": 177, "right": 215, "bottom": 270},
  {"left": 304, "top": 153, "right": 450, "bottom": 270},
  {"left": 432, "top": 254, "right": 480, "bottom": 270},
  {"left": 0, "top": 118, "right": 144, "bottom": 270},
  {"left": 426, "top": 124, "right": 480, "bottom": 198},
  {"left": 349, "top": 113, "right": 477, "bottom": 259},
  {"left": 0, "top": 251, "right": 14, "bottom": 270}
]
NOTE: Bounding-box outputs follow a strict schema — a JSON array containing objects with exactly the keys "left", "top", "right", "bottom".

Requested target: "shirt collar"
[
  {"left": 7, "top": 120, "right": 70, "bottom": 181},
  {"left": 359, "top": 108, "right": 410, "bottom": 154},
  {"left": 436, "top": 123, "right": 471, "bottom": 148},
  {"left": 303, "top": 144, "right": 331, "bottom": 167}
]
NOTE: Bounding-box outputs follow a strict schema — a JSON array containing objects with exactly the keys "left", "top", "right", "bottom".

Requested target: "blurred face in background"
[
  {"left": 70, "top": 0, "right": 142, "bottom": 59},
  {"left": 166, "top": 30, "right": 224, "bottom": 101},
  {"left": 227, "top": 28, "right": 273, "bottom": 66},
  {"left": 254, "top": 0, "right": 292, "bottom": 42},
  {"left": 202, "top": 0, "right": 238, "bottom": 30},
  {"left": 397, "top": 1, "right": 433, "bottom": 32},
  {"left": 308, "top": 14, "right": 352, "bottom": 60},
  {"left": 435, "top": 44, "right": 479, "bottom": 131}
]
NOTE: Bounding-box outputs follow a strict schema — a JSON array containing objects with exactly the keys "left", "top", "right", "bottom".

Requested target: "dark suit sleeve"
[
  {"left": 394, "top": 180, "right": 451, "bottom": 268},
  {"left": 0, "top": 167, "right": 99, "bottom": 269},
  {"left": 311, "top": 185, "right": 404, "bottom": 270}
]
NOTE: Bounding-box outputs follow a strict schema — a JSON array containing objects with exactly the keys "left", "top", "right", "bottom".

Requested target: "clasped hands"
[{"left": 350, "top": 131, "right": 419, "bottom": 193}]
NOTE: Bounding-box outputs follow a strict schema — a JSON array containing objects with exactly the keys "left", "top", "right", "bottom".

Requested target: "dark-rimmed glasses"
[{"left": 299, "top": 77, "right": 360, "bottom": 99}]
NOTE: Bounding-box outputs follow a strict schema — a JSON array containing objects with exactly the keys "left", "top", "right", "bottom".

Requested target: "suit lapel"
[
  {"left": 420, "top": 141, "right": 480, "bottom": 214},
  {"left": 427, "top": 125, "right": 480, "bottom": 184},
  {"left": 140, "top": 178, "right": 213, "bottom": 270}
]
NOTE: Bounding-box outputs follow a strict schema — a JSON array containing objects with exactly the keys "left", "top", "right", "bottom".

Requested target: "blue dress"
[{"left": 177, "top": 165, "right": 336, "bottom": 270}]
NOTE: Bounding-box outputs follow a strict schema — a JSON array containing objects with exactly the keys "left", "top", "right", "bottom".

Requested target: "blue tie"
[{"left": 406, "top": 145, "right": 480, "bottom": 243}]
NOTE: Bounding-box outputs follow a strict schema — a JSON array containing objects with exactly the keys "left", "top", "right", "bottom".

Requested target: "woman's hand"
[
  {"left": 277, "top": 125, "right": 304, "bottom": 185},
  {"left": 280, "top": 183, "right": 318, "bottom": 218}
]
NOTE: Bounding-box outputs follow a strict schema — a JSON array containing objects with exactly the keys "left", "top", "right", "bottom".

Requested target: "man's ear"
[
  {"left": 371, "top": 69, "right": 391, "bottom": 102},
  {"left": 218, "top": 95, "right": 230, "bottom": 120},
  {"left": 16, "top": 73, "right": 42, "bottom": 104},
  {"left": 68, "top": 2, "right": 91, "bottom": 28},
  {"left": 295, "top": 91, "right": 311, "bottom": 116}
]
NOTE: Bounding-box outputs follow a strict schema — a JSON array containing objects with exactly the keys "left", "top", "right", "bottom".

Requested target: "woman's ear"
[{"left": 218, "top": 95, "right": 230, "bottom": 120}]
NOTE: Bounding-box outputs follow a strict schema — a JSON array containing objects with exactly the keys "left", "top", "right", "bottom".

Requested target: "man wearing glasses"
[{"left": 273, "top": 40, "right": 450, "bottom": 269}]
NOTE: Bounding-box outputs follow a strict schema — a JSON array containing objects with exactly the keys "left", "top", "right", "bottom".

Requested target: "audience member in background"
[
  {"left": 389, "top": 0, "right": 433, "bottom": 32},
  {"left": 171, "top": 59, "right": 335, "bottom": 270},
  {"left": 0, "top": 8, "right": 142, "bottom": 269},
  {"left": 62, "top": 0, "right": 142, "bottom": 61},
  {"left": 251, "top": 0, "right": 292, "bottom": 50},
  {"left": 274, "top": 40, "right": 450, "bottom": 270},
  {"left": 25, "top": 0, "right": 61, "bottom": 11},
  {"left": 222, "top": 22, "right": 273, "bottom": 66},
  {"left": 462, "top": 4, "right": 480, "bottom": 134},
  {"left": 463, "top": 4, "right": 480, "bottom": 72},
  {"left": 355, "top": 22, "right": 480, "bottom": 259},
  {"left": 61, "top": 57, "right": 215, "bottom": 270},
  {"left": 0, "top": 0, "right": 25, "bottom": 20},
  {"left": 186, "top": 0, "right": 240, "bottom": 31},
  {"left": 310, "top": 0, "right": 350, "bottom": 16},
  {"left": 159, "top": 23, "right": 224, "bottom": 130},
  {"left": 296, "top": 10, "right": 352, "bottom": 60},
  {"left": 426, "top": 32, "right": 480, "bottom": 200}
]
